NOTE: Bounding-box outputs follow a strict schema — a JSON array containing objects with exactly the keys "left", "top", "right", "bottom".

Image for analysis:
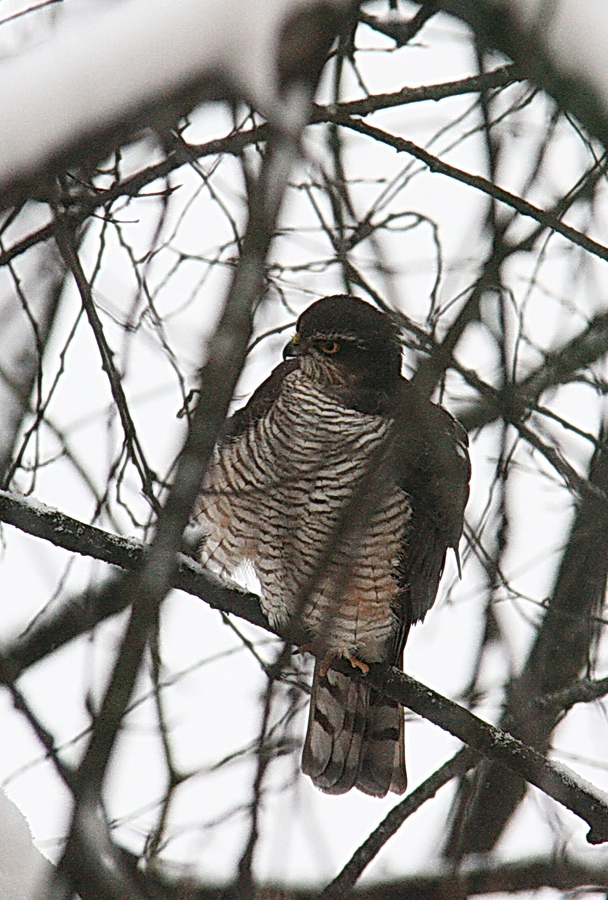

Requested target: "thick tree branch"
[
  {"left": 3, "top": 485, "right": 608, "bottom": 846},
  {"left": 540, "top": 674, "right": 608, "bottom": 715},
  {"left": 356, "top": 661, "right": 608, "bottom": 846},
  {"left": 0, "top": 489, "right": 265, "bottom": 676},
  {"left": 86, "top": 852, "right": 608, "bottom": 899},
  {"left": 196, "top": 855, "right": 608, "bottom": 898}
]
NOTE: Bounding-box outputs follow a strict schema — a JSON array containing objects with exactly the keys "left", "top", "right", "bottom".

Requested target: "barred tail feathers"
[{"left": 302, "top": 661, "right": 407, "bottom": 797}]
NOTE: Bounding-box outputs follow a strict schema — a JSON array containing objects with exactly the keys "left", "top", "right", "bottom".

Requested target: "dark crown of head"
[{"left": 297, "top": 295, "right": 403, "bottom": 384}]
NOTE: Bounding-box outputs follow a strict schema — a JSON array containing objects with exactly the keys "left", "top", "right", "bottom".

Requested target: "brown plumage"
[{"left": 195, "top": 295, "right": 470, "bottom": 797}]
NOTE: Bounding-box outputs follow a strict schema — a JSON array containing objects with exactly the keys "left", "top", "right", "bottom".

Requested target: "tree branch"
[
  {"left": 329, "top": 113, "right": 608, "bottom": 263},
  {"left": 4, "top": 486, "right": 608, "bottom": 847},
  {"left": 445, "top": 427, "right": 608, "bottom": 855},
  {"left": 458, "top": 308, "right": 608, "bottom": 432},
  {"left": 0, "top": 489, "right": 265, "bottom": 677},
  {"left": 0, "top": 240, "right": 67, "bottom": 482},
  {"left": 355, "top": 661, "right": 608, "bottom": 846},
  {"left": 45, "top": 65, "right": 326, "bottom": 896},
  {"left": 0, "top": 68, "right": 524, "bottom": 273},
  {"left": 53, "top": 221, "right": 161, "bottom": 513},
  {"left": 323, "top": 748, "right": 480, "bottom": 897},
  {"left": 90, "top": 852, "right": 608, "bottom": 898},
  {"left": 312, "top": 64, "right": 522, "bottom": 118},
  {"left": 437, "top": 0, "right": 608, "bottom": 152},
  {"left": 0, "top": 0, "right": 347, "bottom": 206}
]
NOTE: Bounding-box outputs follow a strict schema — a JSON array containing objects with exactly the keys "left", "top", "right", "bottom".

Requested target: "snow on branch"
[
  {"left": 0, "top": 489, "right": 266, "bottom": 677},
  {"left": 3, "top": 484, "right": 608, "bottom": 845},
  {"left": 0, "top": 0, "right": 346, "bottom": 204}
]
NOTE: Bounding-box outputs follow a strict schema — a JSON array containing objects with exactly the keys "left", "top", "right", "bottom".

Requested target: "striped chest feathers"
[
  {"left": 202, "top": 369, "right": 396, "bottom": 517},
  {"left": 198, "top": 370, "right": 411, "bottom": 654}
]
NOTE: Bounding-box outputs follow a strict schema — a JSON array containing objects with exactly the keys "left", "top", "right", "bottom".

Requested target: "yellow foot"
[
  {"left": 319, "top": 652, "right": 369, "bottom": 677},
  {"left": 345, "top": 654, "right": 369, "bottom": 674}
]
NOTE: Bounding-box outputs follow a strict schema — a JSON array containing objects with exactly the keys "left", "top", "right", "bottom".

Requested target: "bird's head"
[{"left": 283, "top": 295, "right": 403, "bottom": 391}]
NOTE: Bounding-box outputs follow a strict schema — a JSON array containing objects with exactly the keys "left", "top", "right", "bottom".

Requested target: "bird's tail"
[{"left": 301, "top": 660, "right": 407, "bottom": 797}]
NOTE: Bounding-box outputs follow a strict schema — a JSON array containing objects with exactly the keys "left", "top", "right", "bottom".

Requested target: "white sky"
[
  {"left": 0, "top": 0, "right": 347, "bottom": 191},
  {"left": 2, "top": 1, "right": 608, "bottom": 898}
]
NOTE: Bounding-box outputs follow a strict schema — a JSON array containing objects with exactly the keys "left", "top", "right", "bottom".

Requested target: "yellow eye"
[{"left": 319, "top": 340, "right": 340, "bottom": 355}]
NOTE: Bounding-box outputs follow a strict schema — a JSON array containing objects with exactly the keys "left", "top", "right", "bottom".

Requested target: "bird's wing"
[
  {"left": 221, "top": 358, "right": 300, "bottom": 441},
  {"left": 391, "top": 382, "right": 471, "bottom": 657}
]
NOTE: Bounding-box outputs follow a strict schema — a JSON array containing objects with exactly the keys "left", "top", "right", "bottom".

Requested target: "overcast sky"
[{"left": 2, "top": 2, "right": 608, "bottom": 898}]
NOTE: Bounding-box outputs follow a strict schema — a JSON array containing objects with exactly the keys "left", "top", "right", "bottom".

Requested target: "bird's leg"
[
  {"left": 293, "top": 637, "right": 372, "bottom": 676},
  {"left": 318, "top": 651, "right": 370, "bottom": 677},
  {"left": 345, "top": 654, "right": 370, "bottom": 675}
]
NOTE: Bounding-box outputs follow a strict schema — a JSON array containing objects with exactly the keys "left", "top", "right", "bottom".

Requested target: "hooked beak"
[{"left": 283, "top": 331, "right": 302, "bottom": 359}]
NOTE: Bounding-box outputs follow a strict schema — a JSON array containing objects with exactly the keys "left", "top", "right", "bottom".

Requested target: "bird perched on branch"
[{"left": 195, "top": 295, "right": 470, "bottom": 797}]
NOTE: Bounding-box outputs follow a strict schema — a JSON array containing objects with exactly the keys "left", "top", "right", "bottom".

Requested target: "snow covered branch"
[
  {"left": 0, "top": 0, "right": 346, "bottom": 205},
  {"left": 0, "top": 489, "right": 265, "bottom": 677},
  {"left": 3, "top": 482, "right": 608, "bottom": 847}
]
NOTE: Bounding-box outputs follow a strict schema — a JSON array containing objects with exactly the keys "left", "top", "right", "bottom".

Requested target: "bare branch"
[
  {"left": 353, "top": 661, "right": 608, "bottom": 846},
  {"left": 438, "top": 0, "right": 608, "bottom": 152},
  {"left": 0, "top": 488, "right": 265, "bottom": 677},
  {"left": 53, "top": 220, "right": 162, "bottom": 513},
  {"left": 323, "top": 748, "right": 479, "bottom": 897},
  {"left": 84, "top": 853, "right": 608, "bottom": 899},
  {"left": 459, "top": 309, "right": 608, "bottom": 432},
  {"left": 329, "top": 113, "right": 608, "bottom": 262},
  {"left": 445, "top": 428, "right": 608, "bottom": 856},
  {"left": 0, "top": 240, "right": 66, "bottom": 481},
  {"left": 313, "top": 64, "right": 522, "bottom": 117}
]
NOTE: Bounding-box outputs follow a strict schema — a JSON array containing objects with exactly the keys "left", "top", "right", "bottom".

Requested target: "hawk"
[{"left": 196, "top": 295, "right": 470, "bottom": 797}]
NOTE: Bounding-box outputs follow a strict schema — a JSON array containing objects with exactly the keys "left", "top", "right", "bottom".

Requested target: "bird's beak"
[{"left": 283, "top": 331, "right": 301, "bottom": 359}]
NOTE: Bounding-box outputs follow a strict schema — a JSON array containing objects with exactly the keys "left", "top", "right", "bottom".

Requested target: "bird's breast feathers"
[{"left": 197, "top": 369, "right": 411, "bottom": 659}]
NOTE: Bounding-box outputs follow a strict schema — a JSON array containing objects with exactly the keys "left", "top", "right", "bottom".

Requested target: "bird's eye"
[{"left": 319, "top": 340, "right": 340, "bottom": 355}]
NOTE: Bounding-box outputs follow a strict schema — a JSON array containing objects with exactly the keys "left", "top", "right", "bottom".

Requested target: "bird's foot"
[
  {"left": 345, "top": 654, "right": 370, "bottom": 674},
  {"left": 318, "top": 652, "right": 369, "bottom": 677}
]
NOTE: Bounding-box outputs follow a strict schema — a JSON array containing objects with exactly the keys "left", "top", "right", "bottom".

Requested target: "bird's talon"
[
  {"left": 319, "top": 652, "right": 370, "bottom": 677},
  {"left": 346, "top": 655, "right": 369, "bottom": 674}
]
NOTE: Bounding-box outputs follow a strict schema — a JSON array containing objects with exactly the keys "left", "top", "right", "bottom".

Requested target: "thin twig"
[
  {"left": 52, "top": 219, "right": 161, "bottom": 513},
  {"left": 330, "top": 113, "right": 608, "bottom": 262},
  {"left": 323, "top": 747, "right": 479, "bottom": 897}
]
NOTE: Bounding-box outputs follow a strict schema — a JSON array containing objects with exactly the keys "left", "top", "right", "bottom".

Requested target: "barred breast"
[{"left": 196, "top": 369, "right": 411, "bottom": 663}]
